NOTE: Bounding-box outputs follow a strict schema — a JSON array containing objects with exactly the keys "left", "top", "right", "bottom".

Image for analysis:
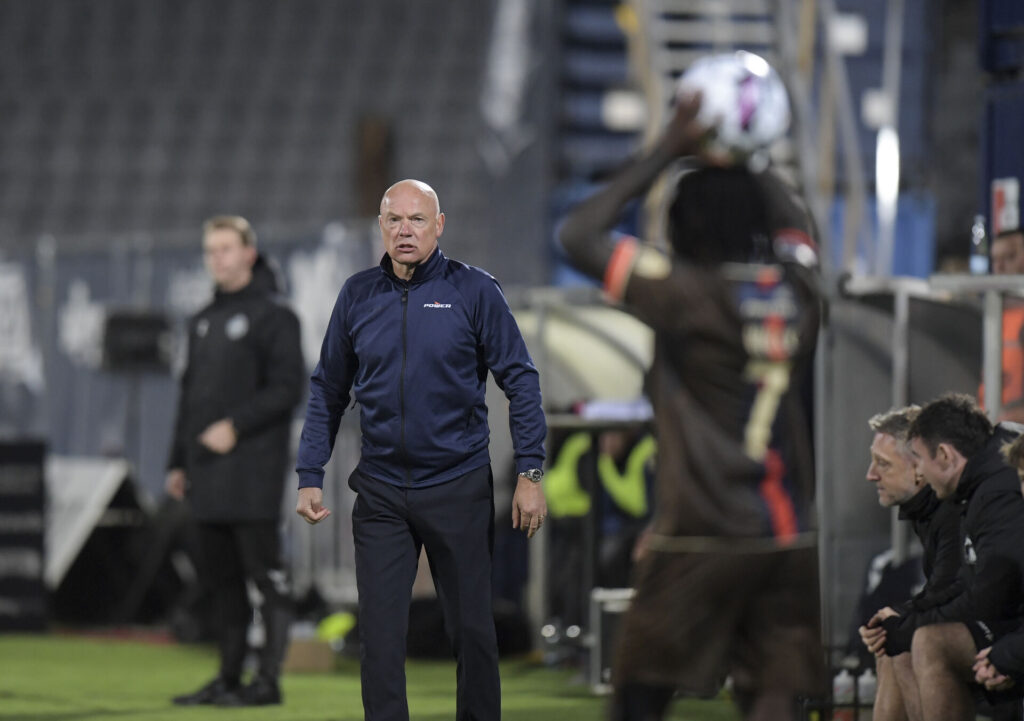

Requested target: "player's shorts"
[{"left": 611, "top": 542, "right": 825, "bottom": 699}]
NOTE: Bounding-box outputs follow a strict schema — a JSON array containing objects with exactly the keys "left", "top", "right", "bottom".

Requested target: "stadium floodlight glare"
[{"left": 875, "top": 124, "right": 900, "bottom": 275}]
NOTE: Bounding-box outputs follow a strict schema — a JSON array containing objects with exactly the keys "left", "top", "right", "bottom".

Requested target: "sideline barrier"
[{"left": 0, "top": 440, "right": 46, "bottom": 631}]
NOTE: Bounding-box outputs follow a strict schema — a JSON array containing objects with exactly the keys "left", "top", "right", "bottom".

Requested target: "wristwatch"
[{"left": 519, "top": 468, "right": 544, "bottom": 483}]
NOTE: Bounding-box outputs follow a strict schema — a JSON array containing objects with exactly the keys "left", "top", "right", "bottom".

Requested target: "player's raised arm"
[{"left": 557, "top": 93, "right": 707, "bottom": 281}]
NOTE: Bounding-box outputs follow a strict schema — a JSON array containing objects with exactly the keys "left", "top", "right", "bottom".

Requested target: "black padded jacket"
[{"left": 168, "top": 256, "right": 305, "bottom": 521}]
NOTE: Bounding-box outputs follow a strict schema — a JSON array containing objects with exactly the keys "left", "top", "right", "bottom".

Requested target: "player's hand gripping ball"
[{"left": 676, "top": 51, "right": 790, "bottom": 169}]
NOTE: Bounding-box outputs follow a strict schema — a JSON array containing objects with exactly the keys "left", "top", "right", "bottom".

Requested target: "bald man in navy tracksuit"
[{"left": 295, "top": 179, "right": 547, "bottom": 721}]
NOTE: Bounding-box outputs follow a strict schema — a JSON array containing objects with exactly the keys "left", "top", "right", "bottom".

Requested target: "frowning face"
[{"left": 378, "top": 181, "right": 444, "bottom": 280}]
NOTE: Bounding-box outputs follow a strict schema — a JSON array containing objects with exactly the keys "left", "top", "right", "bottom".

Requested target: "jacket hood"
[
  {"left": 250, "top": 253, "right": 286, "bottom": 294},
  {"left": 215, "top": 253, "right": 285, "bottom": 299}
]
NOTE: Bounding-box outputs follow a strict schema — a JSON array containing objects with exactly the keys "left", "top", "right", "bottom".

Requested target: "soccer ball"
[{"left": 675, "top": 51, "right": 790, "bottom": 166}]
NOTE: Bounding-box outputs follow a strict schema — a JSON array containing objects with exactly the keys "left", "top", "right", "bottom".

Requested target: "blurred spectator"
[
  {"left": 543, "top": 425, "right": 654, "bottom": 629},
  {"left": 991, "top": 230, "right": 1024, "bottom": 276},
  {"left": 980, "top": 229, "right": 1024, "bottom": 423}
]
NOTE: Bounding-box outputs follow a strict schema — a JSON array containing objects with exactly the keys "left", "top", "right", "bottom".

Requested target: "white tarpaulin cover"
[{"left": 44, "top": 456, "right": 133, "bottom": 589}]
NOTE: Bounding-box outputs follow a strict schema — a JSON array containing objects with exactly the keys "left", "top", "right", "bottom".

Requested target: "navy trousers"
[{"left": 351, "top": 465, "right": 500, "bottom": 721}]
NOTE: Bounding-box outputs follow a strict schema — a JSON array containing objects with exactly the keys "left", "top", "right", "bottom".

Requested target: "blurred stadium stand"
[
  {"left": 981, "top": 1, "right": 1024, "bottom": 244},
  {"left": 826, "top": 0, "right": 932, "bottom": 189},
  {"left": 0, "top": 0, "right": 551, "bottom": 283},
  {"left": 556, "top": 1, "right": 637, "bottom": 181},
  {"left": 550, "top": 0, "right": 641, "bottom": 286},
  {"left": 980, "top": 0, "right": 1024, "bottom": 74}
]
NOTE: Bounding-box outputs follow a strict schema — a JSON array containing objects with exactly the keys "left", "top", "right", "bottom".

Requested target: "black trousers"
[
  {"left": 351, "top": 465, "right": 500, "bottom": 721},
  {"left": 197, "top": 521, "right": 292, "bottom": 683}
]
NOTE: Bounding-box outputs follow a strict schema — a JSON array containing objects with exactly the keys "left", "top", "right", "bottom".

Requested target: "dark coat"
[
  {"left": 882, "top": 486, "right": 963, "bottom": 655},
  {"left": 168, "top": 256, "right": 305, "bottom": 521},
  {"left": 895, "top": 426, "right": 1024, "bottom": 653},
  {"left": 920, "top": 427, "right": 1024, "bottom": 626},
  {"left": 981, "top": 422, "right": 1024, "bottom": 678}
]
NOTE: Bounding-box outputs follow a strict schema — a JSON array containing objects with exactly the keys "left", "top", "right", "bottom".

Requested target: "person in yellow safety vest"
[
  {"left": 598, "top": 430, "right": 656, "bottom": 519},
  {"left": 545, "top": 431, "right": 594, "bottom": 518},
  {"left": 544, "top": 427, "right": 657, "bottom": 628},
  {"left": 545, "top": 428, "right": 656, "bottom": 521}
]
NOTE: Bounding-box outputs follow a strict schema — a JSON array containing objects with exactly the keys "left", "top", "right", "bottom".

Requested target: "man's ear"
[{"left": 937, "top": 442, "right": 967, "bottom": 473}]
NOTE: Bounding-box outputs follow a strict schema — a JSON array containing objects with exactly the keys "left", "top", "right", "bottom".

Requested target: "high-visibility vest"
[
  {"left": 979, "top": 306, "right": 1024, "bottom": 409},
  {"left": 597, "top": 435, "right": 656, "bottom": 518},
  {"left": 545, "top": 432, "right": 593, "bottom": 519},
  {"left": 546, "top": 432, "right": 656, "bottom": 519}
]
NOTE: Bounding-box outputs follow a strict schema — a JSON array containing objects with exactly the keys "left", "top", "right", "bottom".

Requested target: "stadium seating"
[{"left": 0, "top": 0, "right": 494, "bottom": 241}]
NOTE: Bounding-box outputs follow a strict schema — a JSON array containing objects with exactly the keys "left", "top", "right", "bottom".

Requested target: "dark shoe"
[
  {"left": 231, "top": 676, "right": 282, "bottom": 706},
  {"left": 212, "top": 688, "right": 245, "bottom": 707},
  {"left": 171, "top": 677, "right": 240, "bottom": 706}
]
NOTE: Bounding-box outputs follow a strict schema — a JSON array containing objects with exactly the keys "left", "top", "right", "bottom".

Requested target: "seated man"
[
  {"left": 974, "top": 425, "right": 1024, "bottom": 695},
  {"left": 858, "top": 406, "right": 963, "bottom": 721},
  {"left": 891, "top": 394, "right": 1024, "bottom": 721}
]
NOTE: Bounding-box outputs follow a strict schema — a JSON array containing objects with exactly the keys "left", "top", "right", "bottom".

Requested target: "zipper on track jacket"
[{"left": 399, "top": 286, "right": 411, "bottom": 484}]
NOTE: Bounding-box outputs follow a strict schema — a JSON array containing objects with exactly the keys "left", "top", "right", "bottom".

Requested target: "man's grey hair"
[{"left": 868, "top": 405, "right": 922, "bottom": 442}]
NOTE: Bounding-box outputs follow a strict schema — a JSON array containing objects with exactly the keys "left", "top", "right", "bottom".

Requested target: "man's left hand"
[
  {"left": 512, "top": 475, "right": 547, "bottom": 539},
  {"left": 199, "top": 419, "right": 237, "bottom": 454},
  {"left": 975, "top": 647, "right": 1016, "bottom": 691}
]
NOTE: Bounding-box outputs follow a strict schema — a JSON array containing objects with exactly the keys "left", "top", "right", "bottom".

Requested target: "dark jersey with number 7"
[{"left": 594, "top": 229, "right": 821, "bottom": 547}]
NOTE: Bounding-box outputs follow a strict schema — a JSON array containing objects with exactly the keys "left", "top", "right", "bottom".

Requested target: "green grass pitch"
[{"left": 0, "top": 634, "right": 739, "bottom": 720}]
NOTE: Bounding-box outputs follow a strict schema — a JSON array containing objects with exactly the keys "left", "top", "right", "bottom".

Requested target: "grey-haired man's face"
[{"left": 866, "top": 432, "right": 919, "bottom": 507}]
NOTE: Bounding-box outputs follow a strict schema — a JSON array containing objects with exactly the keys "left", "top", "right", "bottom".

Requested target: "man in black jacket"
[
  {"left": 166, "top": 215, "right": 305, "bottom": 707},
  {"left": 974, "top": 424, "right": 1024, "bottom": 696},
  {"left": 294, "top": 180, "right": 547, "bottom": 721},
  {"left": 893, "top": 394, "right": 1024, "bottom": 720},
  {"left": 857, "top": 405, "right": 963, "bottom": 721}
]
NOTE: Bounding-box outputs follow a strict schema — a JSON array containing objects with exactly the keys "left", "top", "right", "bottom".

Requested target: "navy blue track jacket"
[{"left": 296, "top": 246, "right": 545, "bottom": 489}]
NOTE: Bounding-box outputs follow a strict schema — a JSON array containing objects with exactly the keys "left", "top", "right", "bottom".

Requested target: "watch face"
[{"left": 522, "top": 469, "right": 543, "bottom": 482}]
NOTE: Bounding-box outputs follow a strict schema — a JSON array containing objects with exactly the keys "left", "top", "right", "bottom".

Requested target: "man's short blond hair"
[
  {"left": 203, "top": 215, "right": 257, "bottom": 247},
  {"left": 868, "top": 405, "right": 922, "bottom": 442}
]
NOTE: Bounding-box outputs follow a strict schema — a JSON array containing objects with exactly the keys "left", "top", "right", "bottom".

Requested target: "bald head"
[
  {"left": 378, "top": 179, "right": 445, "bottom": 281},
  {"left": 380, "top": 179, "right": 440, "bottom": 217}
]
